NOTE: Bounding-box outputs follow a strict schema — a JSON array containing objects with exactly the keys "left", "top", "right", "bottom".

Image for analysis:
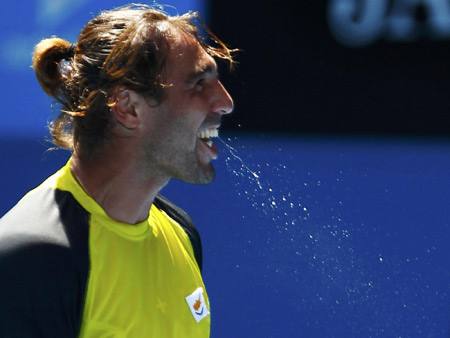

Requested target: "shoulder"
[
  {"left": 0, "top": 186, "right": 90, "bottom": 274},
  {"left": 0, "top": 187, "right": 90, "bottom": 336},
  {"left": 153, "top": 194, "right": 194, "bottom": 227},
  {"left": 1, "top": 187, "right": 90, "bottom": 258},
  {"left": 154, "top": 194, "right": 203, "bottom": 272}
]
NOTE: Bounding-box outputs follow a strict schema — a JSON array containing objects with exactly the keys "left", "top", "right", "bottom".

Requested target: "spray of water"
[
  {"left": 216, "top": 135, "right": 405, "bottom": 333},
  {"left": 215, "top": 135, "right": 442, "bottom": 336},
  {"left": 218, "top": 137, "right": 263, "bottom": 190},
  {"left": 218, "top": 136, "right": 309, "bottom": 218}
]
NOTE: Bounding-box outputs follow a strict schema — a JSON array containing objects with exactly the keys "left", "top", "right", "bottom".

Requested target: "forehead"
[{"left": 165, "top": 30, "right": 216, "bottom": 81}]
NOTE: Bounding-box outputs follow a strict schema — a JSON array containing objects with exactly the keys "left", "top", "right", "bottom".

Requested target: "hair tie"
[{"left": 67, "top": 43, "right": 77, "bottom": 58}]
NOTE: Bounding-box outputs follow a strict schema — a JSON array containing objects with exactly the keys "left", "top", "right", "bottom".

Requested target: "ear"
[{"left": 109, "top": 86, "right": 139, "bottom": 130}]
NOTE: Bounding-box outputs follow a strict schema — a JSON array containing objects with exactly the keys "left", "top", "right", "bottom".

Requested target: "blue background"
[{"left": 2, "top": 1, "right": 450, "bottom": 337}]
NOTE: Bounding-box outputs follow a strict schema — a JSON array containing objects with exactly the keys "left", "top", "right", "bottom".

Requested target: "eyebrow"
[{"left": 186, "top": 65, "right": 216, "bottom": 84}]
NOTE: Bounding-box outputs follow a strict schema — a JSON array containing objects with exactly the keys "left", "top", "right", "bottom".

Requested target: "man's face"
[{"left": 137, "top": 31, "right": 234, "bottom": 184}]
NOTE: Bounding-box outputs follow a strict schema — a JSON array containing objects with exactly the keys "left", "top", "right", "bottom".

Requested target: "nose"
[{"left": 211, "top": 80, "right": 234, "bottom": 115}]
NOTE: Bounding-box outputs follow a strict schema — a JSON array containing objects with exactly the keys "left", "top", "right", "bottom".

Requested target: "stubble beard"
[{"left": 139, "top": 138, "right": 216, "bottom": 185}]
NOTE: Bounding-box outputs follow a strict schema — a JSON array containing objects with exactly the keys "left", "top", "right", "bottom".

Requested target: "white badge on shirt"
[{"left": 185, "top": 287, "right": 210, "bottom": 323}]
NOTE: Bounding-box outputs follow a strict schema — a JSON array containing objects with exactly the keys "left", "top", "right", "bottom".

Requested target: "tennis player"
[{"left": 0, "top": 4, "right": 235, "bottom": 337}]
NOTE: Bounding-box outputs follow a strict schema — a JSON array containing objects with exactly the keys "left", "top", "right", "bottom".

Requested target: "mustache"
[{"left": 199, "top": 116, "right": 222, "bottom": 129}]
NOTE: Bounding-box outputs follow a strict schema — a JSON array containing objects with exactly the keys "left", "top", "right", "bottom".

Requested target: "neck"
[{"left": 70, "top": 145, "right": 169, "bottom": 224}]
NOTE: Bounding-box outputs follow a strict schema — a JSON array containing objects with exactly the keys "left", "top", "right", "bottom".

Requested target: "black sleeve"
[
  {"left": 0, "top": 241, "right": 83, "bottom": 337},
  {"left": 154, "top": 194, "right": 203, "bottom": 272},
  {"left": 0, "top": 189, "right": 90, "bottom": 337}
]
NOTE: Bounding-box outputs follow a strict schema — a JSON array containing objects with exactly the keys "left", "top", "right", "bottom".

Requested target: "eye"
[{"left": 194, "top": 78, "right": 205, "bottom": 91}]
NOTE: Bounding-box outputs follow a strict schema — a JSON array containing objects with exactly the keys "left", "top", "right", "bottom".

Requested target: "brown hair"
[{"left": 32, "top": 4, "right": 235, "bottom": 154}]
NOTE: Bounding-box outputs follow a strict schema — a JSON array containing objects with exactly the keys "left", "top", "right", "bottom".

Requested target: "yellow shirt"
[{"left": 44, "top": 161, "right": 211, "bottom": 337}]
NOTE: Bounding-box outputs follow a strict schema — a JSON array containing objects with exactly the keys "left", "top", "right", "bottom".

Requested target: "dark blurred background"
[{"left": 210, "top": 0, "right": 450, "bottom": 137}]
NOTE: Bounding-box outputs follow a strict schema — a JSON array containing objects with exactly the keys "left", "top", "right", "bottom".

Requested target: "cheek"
[
  {"left": 167, "top": 111, "right": 206, "bottom": 136},
  {"left": 160, "top": 119, "right": 198, "bottom": 147},
  {"left": 154, "top": 102, "right": 207, "bottom": 142}
]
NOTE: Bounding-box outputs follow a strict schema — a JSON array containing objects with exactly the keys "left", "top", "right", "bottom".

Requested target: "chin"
[
  {"left": 197, "top": 172, "right": 215, "bottom": 185},
  {"left": 192, "top": 170, "right": 216, "bottom": 185},
  {"left": 181, "top": 165, "right": 216, "bottom": 185}
]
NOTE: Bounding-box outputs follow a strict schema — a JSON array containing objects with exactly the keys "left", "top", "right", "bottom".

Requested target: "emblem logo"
[{"left": 185, "top": 287, "right": 210, "bottom": 323}]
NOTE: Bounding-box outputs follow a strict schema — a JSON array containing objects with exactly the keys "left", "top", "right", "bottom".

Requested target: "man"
[{"left": 0, "top": 4, "right": 234, "bottom": 337}]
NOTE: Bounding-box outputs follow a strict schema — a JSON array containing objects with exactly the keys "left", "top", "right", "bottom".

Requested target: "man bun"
[{"left": 32, "top": 37, "right": 72, "bottom": 98}]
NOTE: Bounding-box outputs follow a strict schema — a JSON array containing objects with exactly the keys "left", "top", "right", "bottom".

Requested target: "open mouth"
[{"left": 197, "top": 128, "right": 219, "bottom": 147}]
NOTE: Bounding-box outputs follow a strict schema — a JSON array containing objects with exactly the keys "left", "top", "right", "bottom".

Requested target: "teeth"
[{"left": 198, "top": 128, "right": 219, "bottom": 139}]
